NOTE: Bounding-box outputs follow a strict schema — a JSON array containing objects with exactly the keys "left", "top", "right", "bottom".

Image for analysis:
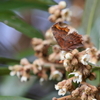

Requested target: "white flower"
[
  {"left": 58, "top": 88, "right": 66, "bottom": 96},
  {"left": 63, "top": 59, "right": 69, "bottom": 67},
  {"left": 65, "top": 53, "right": 72, "bottom": 60},
  {"left": 9, "top": 65, "right": 23, "bottom": 77},
  {"left": 10, "top": 71, "right": 16, "bottom": 76},
  {"left": 49, "top": 70, "right": 63, "bottom": 81},
  {"left": 38, "top": 65, "right": 42, "bottom": 70},
  {"left": 9, "top": 66, "right": 14, "bottom": 70},
  {"left": 86, "top": 48, "right": 90, "bottom": 52},
  {"left": 61, "top": 8, "right": 72, "bottom": 21},
  {"left": 21, "top": 76, "right": 27, "bottom": 82},
  {"left": 58, "top": 1, "right": 67, "bottom": 9},
  {"left": 69, "top": 72, "right": 82, "bottom": 83},
  {"left": 55, "top": 85, "right": 60, "bottom": 90},
  {"left": 60, "top": 51, "right": 66, "bottom": 60},
  {"left": 20, "top": 58, "right": 29, "bottom": 65},
  {"left": 80, "top": 54, "right": 90, "bottom": 65},
  {"left": 16, "top": 71, "right": 22, "bottom": 78}
]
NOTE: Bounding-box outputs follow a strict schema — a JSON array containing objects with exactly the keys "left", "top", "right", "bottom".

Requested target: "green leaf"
[
  {"left": 0, "top": 67, "right": 10, "bottom": 75},
  {"left": 0, "top": 10, "right": 43, "bottom": 38},
  {"left": 81, "top": 0, "right": 98, "bottom": 35},
  {"left": 0, "top": 57, "right": 19, "bottom": 75},
  {"left": 15, "top": 48, "right": 34, "bottom": 59},
  {"left": 0, "top": 0, "right": 56, "bottom": 10},
  {"left": 0, "top": 57, "right": 20, "bottom": 64},
  {"left": 90, "top": 18, "right": 100, "bottom": 49},
  {"left": 0, "top": 96, "right": 32, "bottom": 100},
  {"left": 79, "top": 0, "right": 100, "bottom": 49}
]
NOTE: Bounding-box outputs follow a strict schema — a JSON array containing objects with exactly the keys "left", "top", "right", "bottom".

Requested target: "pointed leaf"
[
  {"left": 0, "top": 11, "right": 43, "bottom": 38},
  {"left": 81, "top": 0, "right": 98, "bottom": 35},
  {"left": 0, "top": 0, "right": 56, "bottom": 10},
  {"left": 0, "top": 96, "right": 32, "bottom": 100}
]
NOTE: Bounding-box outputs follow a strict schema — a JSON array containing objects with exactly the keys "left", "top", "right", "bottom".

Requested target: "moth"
[{"left": 51, "top": 22, "right": 83, "bottom": 51}]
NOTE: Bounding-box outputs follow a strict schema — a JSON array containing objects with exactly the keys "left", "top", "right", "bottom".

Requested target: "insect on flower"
[{"left": 51, "top": 22, "right": 83, "bottom": 51}]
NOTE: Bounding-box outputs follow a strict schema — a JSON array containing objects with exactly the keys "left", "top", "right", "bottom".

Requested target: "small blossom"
[
  {"left": 55, "top": 80, "right": 66, "bottom": 90},
  {"left": 48, "top": 14, "right": 57, "bottom": 22},
  {"left": 80, "top": 54, "right": 90, "bottom": 65},
  {"left": 86, "top": 48, "right": 90, "bottom": 52},
  {"left": 45, "top": 29, "right": 55, "bottom": 41},
  {"left": 58, "top": 1, "right": 67, "bottom": 9},
  {"left": 49, "top": 70, "right": 63, "bottom": 81},
  {"left": 60, "top": 50, "right": 66, "bottom": 60},
  {"left": 9, "top": 65, "right": 23, "bottom": 77},
  {"left": 85, "top": 86, "right": 91, "bottom": 94},
  {"left": 20, "top": 58, "right": 30, "bottom": 65},
  {"left": 54, "top": 9, "right": 61, "bottom": 17},
  {"left": 16, "top": 71, "right": 22, "bottom": 78},
  {"left": 72, "top": 88, "right": 80, "bottom": 97},
  {"left": 55, "top": 85, "right": 60, "bottom": 90},
  {"left": 21, "top": 76, "right": 28, "bottom": 82},
  {"left": 81, "top": 92, "right": 88, "bottom": 100},
  {"left": 63, "top": 59, "right": 69, "bottom": 67},
  {"left": 69, "top": 72, "right": 82, "bottom": 83},
  {"left": 33, "top": 59, "right": 43, "bottom": 71},
  {"left": 61, "top": 8, "right": 72, "bottom": 21},
  {"left": 65, "top": 53, "right": 73, "bottom": 60},
  {"left": 58, "top": 88, "right": 66, "bottom": 96},
  {"left": 10, "top": 71, "right": 16, "bottom": 76},
  {"left": 48, "top": 5, "right": 59, "bottom": 14}
]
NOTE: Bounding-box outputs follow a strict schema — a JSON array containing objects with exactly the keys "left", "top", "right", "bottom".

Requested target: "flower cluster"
[
  {"left": 54, "top": 47, "right": 98, "bottom": 99},
  {"left": 9, "top": 44, "right": 64, "bottom": 82},
  {"left": 60, "top": 47, "right": 98, "bottom": 80},
  {"left": 83, "top": 35, "right": 94, "bottom": 48},
  {"left": 9, "top": 58, "right": 32, "bottom": 82},
  {"left": 45, "top": 28, "right": 57, "bottom": 44},
  {"left": 55, "top": 78, "right": 75, "bottom": 96},
  {"left": 31, "top": 38, "right": 50, "bottom": 58},
  {"left": 8, "top": 1, "right": 100, "bottom": 100},
  {"left": 72, "top": 82, "right": 98, "bottom": 100},
  {"left": 48, "top": 1, "right": 72, "bottom": 23}
]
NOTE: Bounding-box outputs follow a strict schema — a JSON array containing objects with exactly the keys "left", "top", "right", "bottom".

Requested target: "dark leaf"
[{"left": 0, "top": 11, "right": 43, "bottom": 38}]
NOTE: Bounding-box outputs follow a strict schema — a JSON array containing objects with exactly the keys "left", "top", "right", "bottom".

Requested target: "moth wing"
[
  {"left": 63, "top": 32, "right": 83, "bottom": 51},
  {"left": 52, "top": 23, "right": 83, "bottom": 51},
  {"left": 52, "top": 27, "right": 67, "bottom": 50}
]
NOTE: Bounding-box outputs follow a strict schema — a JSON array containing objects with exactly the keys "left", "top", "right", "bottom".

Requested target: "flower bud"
[
  {"left": 48, "top": 15, "right": 57, "bottom": 22},
  {"left": 81, "top": 92, "right": 88, "bottom": 100},
  {"left": 48, "top": 5, "right": 59, "bottom": 14},
  {"left": 54, "top": 9, "right": 61, "bottom": 17},
  {"left": 72, "top": 88, "right": 80, "bottom": 97},
  {"left": 65, "top": 53, "right": 73, "bottom": 60},
  {"left": 58, "top": 1, "right": 67, "bottom": 9},
  {"left": 20, "top": 58, "right": 30, "bottom": 65},
  {"left": 63, "top": 59, "right": 69, "bottom": 67}
]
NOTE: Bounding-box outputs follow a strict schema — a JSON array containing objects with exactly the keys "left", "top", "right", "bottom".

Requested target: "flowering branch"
[{"left": 8, "top": 1, "right": 100, "bottom": 100}]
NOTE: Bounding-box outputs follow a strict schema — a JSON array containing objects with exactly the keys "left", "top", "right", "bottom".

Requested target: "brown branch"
[{"left": 43, "top": 62, "right": 64, "bottom": 69}]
